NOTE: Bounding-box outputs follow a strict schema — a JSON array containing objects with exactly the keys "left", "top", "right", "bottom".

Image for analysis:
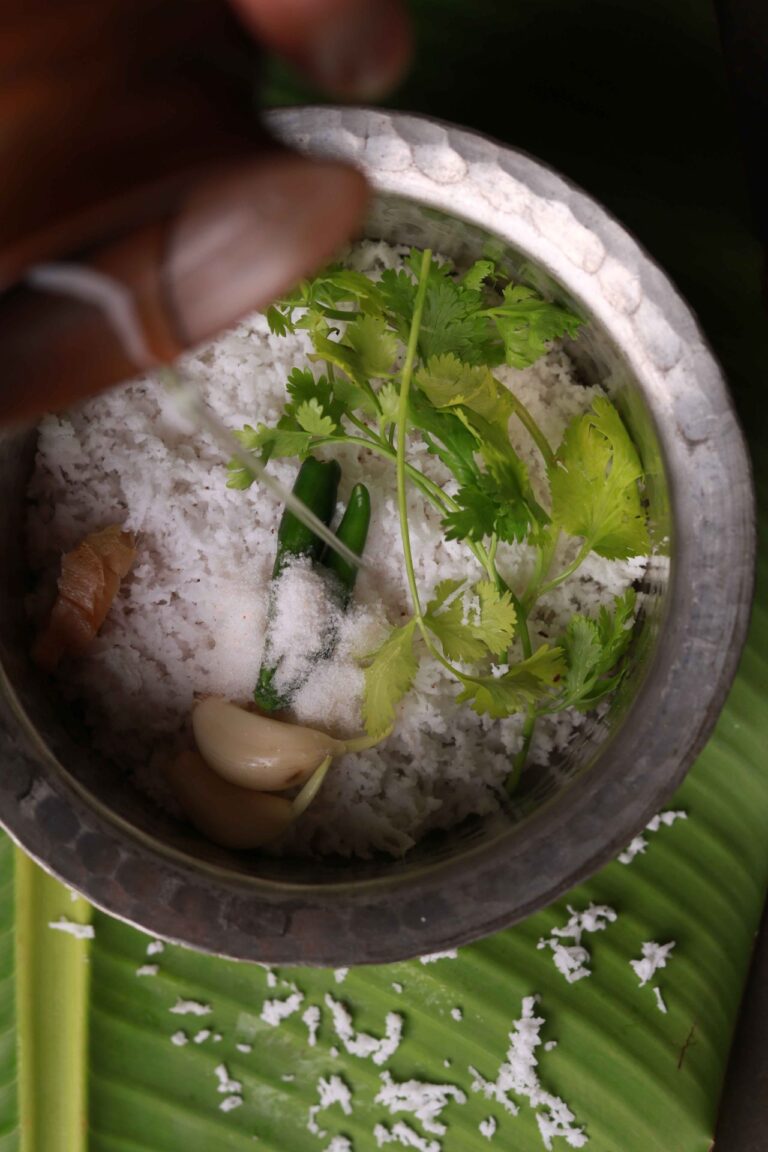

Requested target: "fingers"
[
  {"left": 0, "top": 153, "right": 369, "bottom": 425},
  {"left": 230, "top": 0, "right": 412, "bottom": 99}
]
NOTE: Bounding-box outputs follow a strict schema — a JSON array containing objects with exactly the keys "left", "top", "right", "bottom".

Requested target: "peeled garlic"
[
  {"left": 164, "top": 748, "right": 295, "bottom": 850},
  {"left": 192, "top": 696, "right": 345, "bottom": 791}
]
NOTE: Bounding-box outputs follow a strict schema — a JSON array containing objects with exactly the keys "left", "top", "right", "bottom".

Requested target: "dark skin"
[{"left": 0, "top": 0, "right": 411, "bottom": 424}]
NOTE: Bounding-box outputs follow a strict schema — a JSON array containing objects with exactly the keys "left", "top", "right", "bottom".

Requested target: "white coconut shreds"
[
  {"left": 261, "top": 985, "right": 304, "bottom": 1026},
  {"left": 26, "top": 239, "right": 647, "bottom": 858},
  {"left": 469, "top": 995, "right": 587, "bottom": 1150},
  {"left": 479, "top": 1117, "right": 497, "bottom": 1140},
  {"left": 169, "top": 998, "right": 211, "bottom": 1016},
  {"left": 48, "top": 917, "right": 94, "bottom": 940},
  {"left": 653, "top": 987, "right": 668, "bottom": 1014},
  {"left": 325, "top": 994, "right": 403, "bottom": 1065},
  {"left": 375, "top": 1071, "right": 466, "bottom": 1136},
  {"left": 303, "top": 1004, "right": 321, "bottom": 1047},
  {"left": 419, "top": 950, "right": 458, "bottom": 965},
  {"left": 617, "top": 809, "right": 688, "bottom": 865},
  {"left": 630, "top": 941, "right": 676, "bottom": 987},
  {"left": 308, "top": 1074, "right": 354, "bottom": 1138},
  {"left": 374, "top": 1122, "right": 440, "bottom": 1152},
  {"left": 537, "top": 904, "right": 618, "bottom": 984}
]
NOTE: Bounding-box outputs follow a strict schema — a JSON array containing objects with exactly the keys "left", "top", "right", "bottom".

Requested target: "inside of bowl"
[{"left": 0, "top": 195, "right": 671, "bottom": 887}]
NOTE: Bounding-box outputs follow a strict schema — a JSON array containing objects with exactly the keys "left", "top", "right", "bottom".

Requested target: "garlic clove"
[
  {"left": 192, "top": 696, "right": 344, "bottom": 791},
  {"left": 164, "top": 748, "right": 296, "bottom": 850}
]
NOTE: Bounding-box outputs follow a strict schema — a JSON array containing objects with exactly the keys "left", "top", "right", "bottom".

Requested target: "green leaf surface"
[
  {"left": 549, "top": 399, "right": 649, "bottom": 559},
  {"left": 362, "top": 621, "right": 419, "bottom": 739}
]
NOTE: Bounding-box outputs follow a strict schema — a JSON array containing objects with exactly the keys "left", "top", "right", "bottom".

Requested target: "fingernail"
[
  {"left": 308, "top": 0, "right": 411, "bottom": 100},
  {"left": 164, "top": 154, "right": 369, "bottom": 346}
]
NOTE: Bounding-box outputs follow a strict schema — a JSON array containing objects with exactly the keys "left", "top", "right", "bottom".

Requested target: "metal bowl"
[{"left": 0, "top": 108, "right": 754, "bottom": 964}]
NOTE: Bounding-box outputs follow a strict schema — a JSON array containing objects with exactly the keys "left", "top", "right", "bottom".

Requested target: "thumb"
[{"left": 0, "top": 152, "right": 369, "bottom": 425}]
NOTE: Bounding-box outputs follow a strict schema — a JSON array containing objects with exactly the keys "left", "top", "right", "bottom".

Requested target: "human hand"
[{"left": 0, "top": 0, "right": 411, "bottom": 423}]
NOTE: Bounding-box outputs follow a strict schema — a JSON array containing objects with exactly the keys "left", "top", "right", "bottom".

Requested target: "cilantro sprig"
[{"left": 230, "top": 249, "right": 649, "bottom": 791}]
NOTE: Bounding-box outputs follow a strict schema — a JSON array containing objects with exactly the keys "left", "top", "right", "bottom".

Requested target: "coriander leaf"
[
  {"left": 555, "top": 589, "right": 637, "bottom": 711},
  {"left": 416, "top": 354, "right": 512, "bottom": 431},
  {"left": 378, "top": 380, "right": 401, "bottom": 428},
  {"left": 226, "top": 463, "right": 257, "bottom": 490},
  {"left": 285, "top": 368, "right": 346, "bottom": 428},
  {"left": 425, "top": 580, "right": 491, "bottom": 663},
  {"left": 442, "top": 479, "right": 498, "bottom": 542},
  {"left": 418, "top": 267, "right": 499, "bottom": 364},
  {"left": 462, "top": 259, "right": 496, "bottom": 290},
  {"left": 362, "top": 621, "right": 419, "bottom": 739},
  {"left": 332, "top": 373, "right": 379, "bottom": 419},
  {"left": 559, "top": 616, "right": 604, "bottom": 703},
  {"left": 474, "top": 581, "right": 517, "bottom": 656},
  {"left": 443, "top": 465, "right": 545, "bottom": 545},
  {"left": 343, "top": 314, "right": 398, "bottom": 378},
  {"left": 311, "top": 266, "right": 386, "bottom": 314},
  {"left": 296, "top": 399, "right": 337, "bottom": 436},
  {"left": 379, "top": 268, "right": 416, "bottom": 341},
  {"left": 425, "top": 579, "right": 517, "bottom": 663},
  {"left": 266, "top": 305, "right": 293, "bottom": 336},
  {"left": 456, "top": 646, "right": 565, "bottom": 719},
  {"left": 597, "top": 587, "right": 637, "bottom": 668},
  {"left": 408, "top": 390, "right": 479, "bottom": 486},
  {"left": 549, "top": 397, "right": 649, "bottom": 559},
  {"left": 491, "top": 284, "right": 582, "bottom": 369},
  {"left": 226, "top": 423, "right": 313, "bottom": 487}
]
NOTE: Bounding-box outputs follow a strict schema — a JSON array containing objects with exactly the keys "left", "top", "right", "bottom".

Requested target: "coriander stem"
[
  {"left": 507, "top": 713, "right": 535, "bottom": 794},
  {"left": 310, "top": 433, "right": 455, "bottom": 515},
  {"left": 321, "top": 307, "right": 362, "bottom": 322},
  {"left": 535, "top": 538, "right": 592, "bottom": 600},
  {"left": 396, "top": 248, "right": 432, "bottom": 624},
  {"left": 507, "top": 392, "right": 555, "bottom": 469},
  {"left": 521, "top": 528, "right": 560, "bottom": 610}
]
